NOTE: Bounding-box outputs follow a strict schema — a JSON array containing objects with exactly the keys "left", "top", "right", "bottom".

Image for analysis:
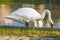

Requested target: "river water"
[
  {"left": 31, "top": 37, "right": 60, "bottom": 40},
  {"left": 12, "top": 21, "right": 60, "bottom": 28}
]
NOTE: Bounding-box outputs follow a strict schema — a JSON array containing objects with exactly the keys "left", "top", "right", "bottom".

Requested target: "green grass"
[{"left": 0, "top": 26, "right": 60, "bottom": 37}]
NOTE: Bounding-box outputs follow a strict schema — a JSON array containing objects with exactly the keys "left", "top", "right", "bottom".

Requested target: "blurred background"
[{"left": 0, "top": 0, "right": 60, "bottom": 28}]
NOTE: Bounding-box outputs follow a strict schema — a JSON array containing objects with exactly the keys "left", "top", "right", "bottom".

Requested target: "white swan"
[{"left": 4, "top": 7, "right": 54, "bottom": 29}]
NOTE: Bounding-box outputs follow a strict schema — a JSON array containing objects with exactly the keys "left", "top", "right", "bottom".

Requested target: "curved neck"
[
  {"left": 41, "top": 10, "right": 54, "bottom": 24},
  {"left": 45, "top": 10, "right": 54, "bottom": 24}
]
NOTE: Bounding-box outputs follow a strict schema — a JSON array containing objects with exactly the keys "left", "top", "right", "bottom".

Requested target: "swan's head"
[
  {"left": 48, "top": 19, "right": 54, "bottom": 29},
  {"left": 50, "top": 23, "right": 54, "bottom": 29}
]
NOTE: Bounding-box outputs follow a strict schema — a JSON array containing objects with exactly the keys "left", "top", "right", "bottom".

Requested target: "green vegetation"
[
  {"left": 0, "top": 0, "right": 47, "bottom": 4},
  {"left": 0, "top": 26, "right": 60, "bottom": 37}
]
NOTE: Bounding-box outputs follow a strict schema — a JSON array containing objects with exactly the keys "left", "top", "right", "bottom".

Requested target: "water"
[
  {"left": 12, "top": 21, "right": 60, "bottom": 28},
  {"left": 31, "top": 37, "right": 60, "bottom": 40},
  {"left": 12, "top": 21, "right": 25, "bottom": 27}
]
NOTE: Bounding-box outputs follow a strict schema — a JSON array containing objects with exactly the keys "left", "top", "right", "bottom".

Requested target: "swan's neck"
[
  {"left": 40, "top": 10, "right": 46, "bottom": 19},
  {"left": 41, "top": 10, "right": 54, "bottom": 24}
]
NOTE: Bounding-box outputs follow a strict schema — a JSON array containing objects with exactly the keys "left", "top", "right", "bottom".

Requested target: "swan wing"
[
  {"left": 4, "top": 8, "right": 42, "bottom": 24},
  {"left": 4, "top": 16, "right": 29, "bottom": 24},
  {"left": 12, "top": 8, "right": 41, "bottom": 20}
]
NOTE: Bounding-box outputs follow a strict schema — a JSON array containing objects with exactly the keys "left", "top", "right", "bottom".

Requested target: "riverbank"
[
  {"left": 0, "top": 36, "right": 60, "bottom": 40},
  {"left": 0, "top": 26, "right": 60, "bottom": 37}
]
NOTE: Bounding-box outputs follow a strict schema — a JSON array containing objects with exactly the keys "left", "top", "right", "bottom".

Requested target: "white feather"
[{"left": 4, "top": 8, "right": 54, "bottom": 24}]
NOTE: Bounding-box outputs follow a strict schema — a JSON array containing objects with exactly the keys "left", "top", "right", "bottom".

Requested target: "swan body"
[{"left": 4, "top": 7, "right": 54, "bottom": 29}]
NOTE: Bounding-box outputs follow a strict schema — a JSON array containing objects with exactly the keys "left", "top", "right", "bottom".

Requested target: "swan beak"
[{"left": 51, "top": 23, "right": 54, "bottom": 29}]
